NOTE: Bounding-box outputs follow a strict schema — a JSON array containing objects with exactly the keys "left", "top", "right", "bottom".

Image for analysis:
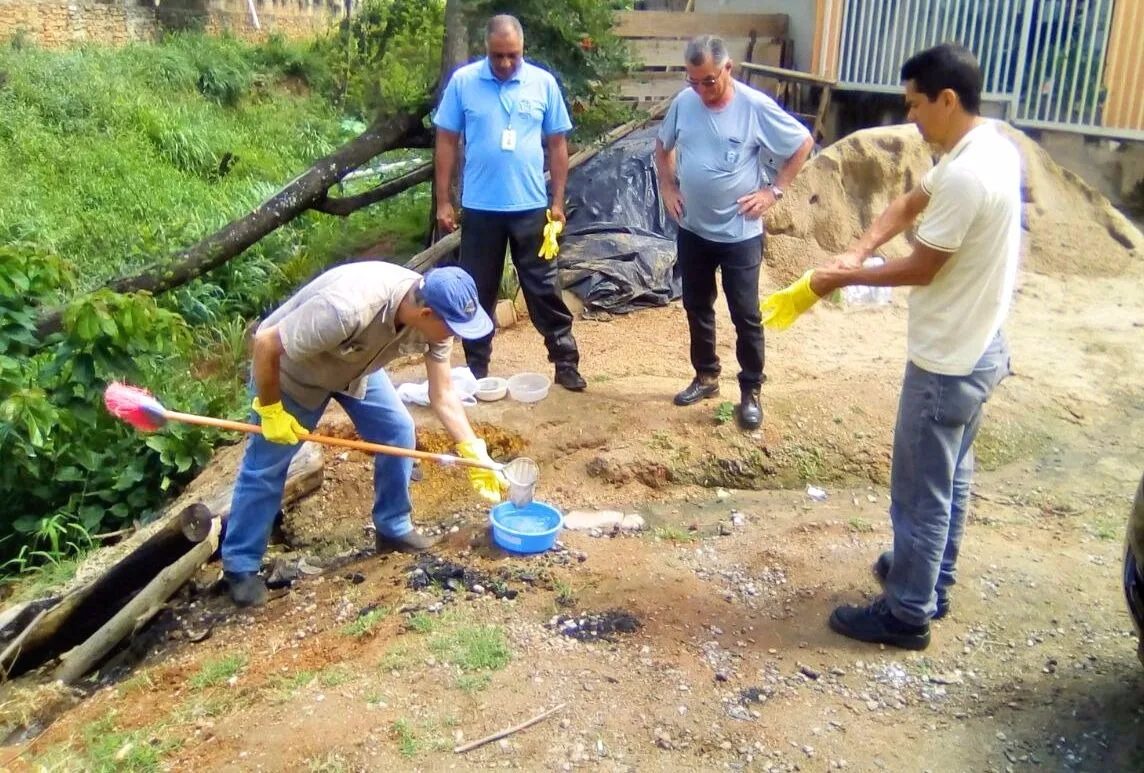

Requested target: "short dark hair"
[{"left": 900, "top": 43, "right": 982, "bottom": 115}]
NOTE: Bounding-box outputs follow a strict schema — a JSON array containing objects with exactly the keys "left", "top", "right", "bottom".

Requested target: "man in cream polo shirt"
[{"left": 809, "top": 44, "right": 1021, "bottom": 650}]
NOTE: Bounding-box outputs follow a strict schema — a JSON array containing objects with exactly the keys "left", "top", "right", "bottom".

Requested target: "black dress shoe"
[
  {"left": 673, "top": 378, "right": 719, "bottom": 406},
  {"left": 375, "top": 530, "right": 441, "bottom": 554},
  {"left": 873, "top": 551, "right": 951, "bottom": 619},
  {"left": 738, "top": 387, "right": 762, "bottom": 430},
  {"left": 224, "top": 571, "right": 267, "bottom": 608},
  {"left": 555, "top": 364, "right": 587, "bottom": 391},
  {"left": 829, "top": 597, "right": 931, "bottom": 650}
]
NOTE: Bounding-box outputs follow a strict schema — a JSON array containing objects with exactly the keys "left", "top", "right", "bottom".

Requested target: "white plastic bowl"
[
  {"left": 507, "top": 372, "right": 551, "bottom": 403},
  {"left": 475, "top": 376, "right": 508, "bottom": 402}
]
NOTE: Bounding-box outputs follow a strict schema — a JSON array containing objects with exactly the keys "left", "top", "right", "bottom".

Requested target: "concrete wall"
[
  {"left": 695, "top": 0, "right": 815, "bottom": 72},
  {"left": 0, "top": 0, "right": 345, "bottom": 47}
]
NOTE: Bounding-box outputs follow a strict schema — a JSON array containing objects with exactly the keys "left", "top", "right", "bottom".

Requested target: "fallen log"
[
  {"left": 0, "top": 442, "right": 323, "bottom": 681},
  {"left": 53, "top": 518, "right": 222, "bottom": 686}
]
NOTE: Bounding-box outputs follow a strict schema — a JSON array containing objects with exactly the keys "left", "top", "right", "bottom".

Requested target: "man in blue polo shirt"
[
  {"left": 656, "top": 35, "right": 813, "bottom": 430},
  {"left": 433, "top": 13, "right": 586, "bottom": 392}
]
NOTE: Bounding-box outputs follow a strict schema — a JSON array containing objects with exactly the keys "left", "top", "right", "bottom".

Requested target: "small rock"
[
  {"left": 866, "top": 700, "right": 880, "bottom": 711},
  {"left": 498, "top": 739, "right": 511, "bottom": 753},
  {"left": 716, "top": 488, "right": 730, "bottom": 500},
  {"left": 473, "top": 584, "right": 485, "bottom": 594},
  {"left": 799, "top": 665, "right": 820, "bottom": 680},
  {"left": 654, "top": 729, "right": 674, "bottom": 750},
  {"left": 803, "top": 745, "right": 815, "bottom": 757},
  {"left": 731, "top": 513, "right": 746, "bottom": 527}
]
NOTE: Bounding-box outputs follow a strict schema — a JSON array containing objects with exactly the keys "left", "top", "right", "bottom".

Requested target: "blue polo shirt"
[{"left": 433, "top": 58, "right": 573, "bottom": 212}]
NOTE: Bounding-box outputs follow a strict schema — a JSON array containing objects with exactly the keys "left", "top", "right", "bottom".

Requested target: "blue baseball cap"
[{"left": 421, "top": 267, "right": 493, "bottom": 340}]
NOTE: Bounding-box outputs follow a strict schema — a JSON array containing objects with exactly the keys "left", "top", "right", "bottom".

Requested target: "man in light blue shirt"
[
  {"left": 433, "top": 14, "right": 586, "bottom": 391},
  {"left": 655, "top": 35, "right": 813, "bottom": 430}
]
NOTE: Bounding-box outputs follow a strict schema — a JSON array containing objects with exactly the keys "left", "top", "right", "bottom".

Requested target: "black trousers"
[
  {"left": 458, "top": 207, "right": 579, "bottom": 370},
  {"left": 677, "top": 227, "right": 765, "bottom": 390}
]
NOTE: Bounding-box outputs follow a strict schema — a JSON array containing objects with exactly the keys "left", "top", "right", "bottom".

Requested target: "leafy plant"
[{"left": 714, "top": 401, "right": 735, "bottom": 425}]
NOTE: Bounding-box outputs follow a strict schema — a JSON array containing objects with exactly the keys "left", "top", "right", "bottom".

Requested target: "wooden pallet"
[{"left": 615, "top": 10, "right": 789, "bottom": 103}]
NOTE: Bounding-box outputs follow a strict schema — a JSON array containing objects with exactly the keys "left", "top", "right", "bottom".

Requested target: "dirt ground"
[{"left": 3, "top": 240, "right": 1142, "bottom": 772}]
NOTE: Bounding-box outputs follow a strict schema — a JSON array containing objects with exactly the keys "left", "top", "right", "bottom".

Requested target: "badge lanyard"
[{"left": 499, "top": 80, "right": 518, "bottom": 152}]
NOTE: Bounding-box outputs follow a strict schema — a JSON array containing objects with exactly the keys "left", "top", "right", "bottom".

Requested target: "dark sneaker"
[
  {"left": 673, "top": 378, "right": 720, "bottom": 406},
  {"left": 829, "top": 597, "right": 931, "bottom": 650},
  {"left": 224, "top": 571, "right": 267, "bottom": 608},
  {"left": 738, "top": 387, "right": 762, "bottom": 430},
  {"left": 554, "top": 364, "right": 587, "bottom": 392},
  {"left": 375, "top": 530, "right": 441, "bottom": 554},
  {"left": 873, "top": 551, "right": 951, "bottom": 620}
]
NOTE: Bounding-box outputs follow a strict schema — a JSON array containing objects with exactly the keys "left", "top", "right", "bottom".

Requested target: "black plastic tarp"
[{"left": 557, "top": 124, "right": 681, "bottom": 316}]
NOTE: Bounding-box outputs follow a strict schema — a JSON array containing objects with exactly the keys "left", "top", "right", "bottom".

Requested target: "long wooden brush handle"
[{"left": 162, "top": 410, "right": 503, "bottom": 471}]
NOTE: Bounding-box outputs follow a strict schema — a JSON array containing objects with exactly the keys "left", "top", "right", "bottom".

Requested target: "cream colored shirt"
[
  {"left": 909, "top": 121, "right": 1022, "bottom": 376},
  {"left": 261, "top": 261, "right": 452, "bottom": 409}
]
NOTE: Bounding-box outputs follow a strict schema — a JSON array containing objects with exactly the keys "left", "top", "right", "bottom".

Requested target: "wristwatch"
[{"left": 769, "top": 184, "right": 784, "bottom": 201}]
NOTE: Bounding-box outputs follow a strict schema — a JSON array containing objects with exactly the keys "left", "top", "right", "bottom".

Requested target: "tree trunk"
[
  {"left": 427, "top": 0, "right": 469, "bottom": 249},
  {"left": 33, "top": 109, "right": 429, "bottom": 341}
]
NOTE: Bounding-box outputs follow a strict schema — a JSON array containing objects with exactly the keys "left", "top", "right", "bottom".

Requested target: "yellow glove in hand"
[
  {"left": 252, "top": 398, "right": 309, "bottom": 445},
  {"left": 538, "top": 209, "right": 563, "bottom": 261},
  {"left": 759, "top": 270, "right": 822, "bottom": 331},
  {"left": 456, "top": 439, "right": 508, "bottom": 503}
]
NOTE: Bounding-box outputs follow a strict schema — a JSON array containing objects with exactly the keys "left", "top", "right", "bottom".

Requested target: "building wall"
[
  {"left": 0, "top": 0, "right": 345, "bottom": 48},
  {"left": 695, "top": 0, "right": 815, "bottom": 72}
]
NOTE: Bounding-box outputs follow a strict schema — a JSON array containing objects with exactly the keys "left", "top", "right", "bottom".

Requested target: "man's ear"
[{"left": 940, "top": 88, "right": 959, "bottom": 111}]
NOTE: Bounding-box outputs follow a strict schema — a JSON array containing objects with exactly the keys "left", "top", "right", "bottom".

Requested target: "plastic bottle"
[{"left": 841, "top": 257, "right": 893, "bottom": 306}]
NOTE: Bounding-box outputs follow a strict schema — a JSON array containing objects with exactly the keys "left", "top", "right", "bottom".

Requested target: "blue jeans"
[
  {"left": 221, "top": 371, "right": 416, "bottom": 574},
  {"left": 884, "top": 334, "right": 1011, "bottom": 625}
]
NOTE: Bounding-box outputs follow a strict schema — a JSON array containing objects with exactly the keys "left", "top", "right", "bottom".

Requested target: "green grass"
[
  {"left": 848, "top": 517, "right": 875, "bottom": 533},
  {"left": 714, "top": 401, "right": 735, "bottom": 425},
  {"left": 392, "top": 718, "right": 421, "bottom": 758},
  {"left": 319, "top": 665, "right": 352, "bottom": 687},
  {"left": 189, "top": 653, "right": 246, "bottom": 690},
  {"left": 974, "top": 420, "right": 1054, "bottom": 472},
  {"left": 654, "top": 526, "right": 696, "bottom": 543},
  {"left": 35, "top": 714, "right": 181, "bottom": 772},
  {"left": 340, "top": 605, "right": 390, "bottom": 637},
  {"left": 429, "top": 624, "right": 510, "bottom": 672}
]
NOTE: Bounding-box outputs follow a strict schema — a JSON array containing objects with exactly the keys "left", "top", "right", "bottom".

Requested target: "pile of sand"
[{"left": 764, "top": 122, "right": 1144, "bottom": 284}]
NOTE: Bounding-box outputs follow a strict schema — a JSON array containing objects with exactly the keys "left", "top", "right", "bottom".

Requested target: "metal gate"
[{"left": 827, "top": 0, "right": 1143, "bottom": 140}]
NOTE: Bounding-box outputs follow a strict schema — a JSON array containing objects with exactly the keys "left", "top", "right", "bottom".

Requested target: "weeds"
[
  {"left": 714, "top": 401, "right": 735, "bottom": 425},
  {"left": 554, "top": 579, "right": 577, "bottom": 607},
  {"left": 654, "top": 526, "right": 695, "bottom": 543},
  {"left": 340, "top": 605, "right": 390, "bottom": 637},
  {"left": 319, "top": 666, "right": 352, "bottom": 687},
  {"left": 392, "top": 718, "right": 421, "bottom": 758},
  {"left": 189, "top": 653, "right": 246, "bottom": 690},
  {"left": 848, "top": 517, "right": 875, "bottom": 533},
  {"left": 430, "top": 625, "right": 510, "bottom": 672}
]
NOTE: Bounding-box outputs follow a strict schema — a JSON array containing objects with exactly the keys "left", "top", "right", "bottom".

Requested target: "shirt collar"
[{"left": 480, "top": 57, "right": 527, "bottom": 84}]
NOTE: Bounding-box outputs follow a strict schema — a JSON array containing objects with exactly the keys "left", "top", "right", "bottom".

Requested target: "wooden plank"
[
  {"left": 633, "top": 36, "right": 761, "bottom": 68},
  {"left": 739, "top": 61, "right": 837, "bottom": 87},
  {"left": 614, "top": 10, "right": 788, "bottom": 40},
  {"left": 619, "top": 73, "right": 687, "bottom": 101}
]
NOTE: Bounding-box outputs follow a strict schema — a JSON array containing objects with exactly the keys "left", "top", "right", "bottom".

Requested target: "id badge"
[{"left": 501, "top": 128, "right": 517, "bottom": 151}]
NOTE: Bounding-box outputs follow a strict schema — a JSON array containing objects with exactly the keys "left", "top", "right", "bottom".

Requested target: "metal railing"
[{"left": 828, "top": 0, "right": 1143, "bottom": 141}]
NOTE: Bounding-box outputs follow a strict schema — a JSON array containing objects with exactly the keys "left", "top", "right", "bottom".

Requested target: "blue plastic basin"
[{"left": 489, "top": 501, "right": 563, "bottom": 554}]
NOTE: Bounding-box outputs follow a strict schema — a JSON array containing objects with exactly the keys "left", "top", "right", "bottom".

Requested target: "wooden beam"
[
  {"left": 738, "top": 61, "right": 837, "bottom": 87},
  {"left": 614, "top": 10, "right": 788, "bottom": 40},
  {"left": 631, "top": 36, "right": 772, "bottom": 69}
]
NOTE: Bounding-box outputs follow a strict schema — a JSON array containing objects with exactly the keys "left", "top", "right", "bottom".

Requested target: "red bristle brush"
[{"left": 103, "top": 381, "right": 502, "bottom": 471}]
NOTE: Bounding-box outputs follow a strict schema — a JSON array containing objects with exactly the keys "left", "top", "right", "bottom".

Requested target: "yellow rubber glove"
[
  {"left": 759, "top": 270, "right": 822, "bottom": 331},
  {"left": 252, "top": 398, "right": 309, "bottom": 445},
  {"left": 538, "top": 209, "right": 563, "bottom": 261},
  {"left": 456, "top": 439, "right": 509, "bottom": 503}
]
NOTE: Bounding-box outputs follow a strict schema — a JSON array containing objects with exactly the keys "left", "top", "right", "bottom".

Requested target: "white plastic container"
[
  {"left": 507, "top": 372, "right": 551, "bottom": 403},
  {"left": 475, "top": 377, "right": 508, "bottom": 402},
  {"left": 841, "top": 256, "right": 893, "bottom": 306}
]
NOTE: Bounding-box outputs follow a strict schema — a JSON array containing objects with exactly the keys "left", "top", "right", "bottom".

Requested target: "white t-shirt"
[{"left": 909, "top": 121, "right": 1022, "bottom": 376}]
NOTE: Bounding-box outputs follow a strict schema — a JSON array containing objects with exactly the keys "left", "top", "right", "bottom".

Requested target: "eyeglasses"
[{"left": 684, "top": 73, "right": 722, "bottom": 88}]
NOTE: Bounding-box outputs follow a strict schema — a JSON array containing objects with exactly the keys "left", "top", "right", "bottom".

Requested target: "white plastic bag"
[{"left": 841, "top": 257, "right": 893, "bottom": 306}]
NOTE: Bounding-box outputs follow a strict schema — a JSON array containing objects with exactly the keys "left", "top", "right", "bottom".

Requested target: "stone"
[{"left": 494, "top": 299, "right": 516, "bottom": 329}]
